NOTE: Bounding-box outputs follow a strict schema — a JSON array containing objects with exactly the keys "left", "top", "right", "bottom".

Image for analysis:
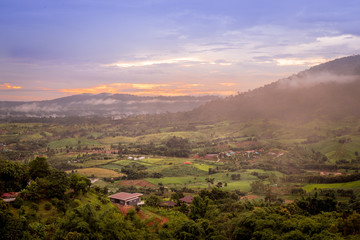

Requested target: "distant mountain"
[
  {"left": 177, "top": 55, "right": 360, "bottom": 123},
  {"left": 0, "top": 94, "right": 218, "bottom": 118}
]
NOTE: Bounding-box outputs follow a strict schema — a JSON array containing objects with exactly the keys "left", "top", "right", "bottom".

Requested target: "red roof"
[
  {"left": 109, "top": 192, "right": 143, "bottom": 201},
  {"left": 179, "top": 195, "right": 194, "bottom": 204},
  {"left": 184, "top": 162, "right": 191, "bottom": 164},
  {"left": 1, "top": 192, "right": 18, "bottom": 198}
]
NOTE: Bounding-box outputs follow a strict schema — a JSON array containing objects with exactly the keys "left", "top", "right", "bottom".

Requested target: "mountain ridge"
[
  {"left": 0, "top": 94, "right": 219, "bottom": 118},
  {"left": 2, "top": 55, "right": 360, "bottom": 121},
  {"left": 175, "top": 55, "right": 360, "bottom": 123}
]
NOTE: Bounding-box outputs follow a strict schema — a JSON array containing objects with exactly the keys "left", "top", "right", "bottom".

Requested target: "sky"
[{"left": 1, "top": 0, "right": 360, "bottom": 101}]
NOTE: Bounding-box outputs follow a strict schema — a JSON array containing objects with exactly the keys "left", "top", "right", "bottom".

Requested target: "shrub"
[
  {"left": 30, "top": 203, "right": 39, "bottom": 211},
  {"left": 44, "top": 202, "right": 52, "bottom": 211},
  {"left": 95, "top": 204, "right": 101, "bottom": 211},
  {"left": 12, "top": 197, "right": 24, "bottom": 209}
]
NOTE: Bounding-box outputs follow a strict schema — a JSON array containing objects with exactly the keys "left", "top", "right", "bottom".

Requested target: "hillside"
[
  {"left": 0, "top": 94, "right": 218, "bottom": 118},
  {"left": 178, "top": 55, "right": 360, "bottom": 123}
]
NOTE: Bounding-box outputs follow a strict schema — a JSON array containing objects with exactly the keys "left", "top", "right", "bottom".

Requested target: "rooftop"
[
  {"left": 179, "top": 195, "right": 194, "bottom": 204},
  {"left": 109, "top": 192, "right": 143, "bottom": 201},
  {"left": 1, "top": 192, "right": 18, "bottom": 198}
]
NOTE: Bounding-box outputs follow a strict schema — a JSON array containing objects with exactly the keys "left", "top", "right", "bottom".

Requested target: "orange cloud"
[
  {"left": 60, "top": 82, "right": 236, "bottom": 96},
  {"left": 0, "top": 83, "right": 22, "bottom": 89},
  {"left": 219, "top": 82, "right": 237, "bottom": 87}
]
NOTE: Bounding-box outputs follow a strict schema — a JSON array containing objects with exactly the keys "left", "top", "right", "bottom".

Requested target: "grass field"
[
  {"left": 48, "top": 137, "right": 101, "bottom": 148},
  {"left": 71, "top": 159, "right": 118, "bottom": 168},
  {"left": 303, "top": 180, "right": 360, "bottom": 192},
  {"left": 146, "top": 171, "right": 258, "bottom": 191},
  {"left": 192, "top": 163, "right": 215, "bottom": 171},
  {"left": 68, "top": 167, "right": 124, "bottom": 178},
  {"left": 244, "top": 169, "right": 284, "bottom": 177},
  {"left": 108, "top": 157, "right": 213, "bottom": 176}
]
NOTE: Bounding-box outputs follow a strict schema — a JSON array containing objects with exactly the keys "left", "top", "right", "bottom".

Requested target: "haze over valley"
[{"left": 1, "top": 1, "right": 360, "bottom": 239}]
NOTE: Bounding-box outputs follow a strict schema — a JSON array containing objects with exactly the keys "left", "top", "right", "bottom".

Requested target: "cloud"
[
  {"left": 60, "top": 82, "right": 236, "bottom": 96},
  {"left": 275, "top": 58, "right": 328, "bottom": 66},
  {"left": 285, "top": 34, "right": 360, "bottom": 57},
  {"left": 106, "top": 57, "right": 203, "bottom": 68},
  {"left": 0, "top": 83, "right": 22, "bottom": 89},
  {"left": 219, "top": 82, "right": 237, "bottom": 87},
  {"left": 105, "top": 56, "right": 236, "bottom": 69},
  {"left": 13, "top": 103, "right": 64, "bottom": 113},
  {"left": 82, "top": 98, "right": 118, "bottom": 105},
  {"left": 279, "top": 72, "right": 359, "bottom": 89}
]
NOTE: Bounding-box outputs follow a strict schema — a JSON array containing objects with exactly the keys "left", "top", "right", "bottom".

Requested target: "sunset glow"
[
  {"left": 0, "top": 1, "right": 359, "bottom": 101},
  {"left": 0, "top": 83, "right": 22, "bottom": 89},
  {"left": 61, "top": 82, "right": 236, "bottom": 96}
]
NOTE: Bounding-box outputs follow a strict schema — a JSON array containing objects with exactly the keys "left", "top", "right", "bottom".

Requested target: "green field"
[
  {"left": 48, "top": 138, "right": 102, "bottom": 148},
  {"left": 145, "top": 171, "right": 258, "bottom": 191},
  {"left": 71, "top": 159, "right": 118, "bottom": 168},
  {"left": 2, "top": 118, "right": 360, "bottom": 199},
  {"left": 68, "top": 167, "right": 124, "bottom": 178},
  {"left": 303, "top": 180, "right": 360, "bottom": 192}
]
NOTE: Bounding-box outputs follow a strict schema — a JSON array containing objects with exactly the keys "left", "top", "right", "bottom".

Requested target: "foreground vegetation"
[
  {"left": 1, "top": 157, "right": 360, "bottom": 239},
  {"left": 1, "top": 115, "right": 360, "bottom": 239}
]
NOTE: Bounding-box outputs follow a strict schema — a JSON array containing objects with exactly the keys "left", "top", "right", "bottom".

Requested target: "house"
[
  {"left": 179, "top": 195, "right": 194, "bottom": 204},
  {"left": 1, "top": 192, "right": 18, "bottom": 203},
  {"left": 159, "top": 201, "right": 177, "bottom": 208},
  {"left": 109, "top": 192, "right": 144, "bottom": 206}
]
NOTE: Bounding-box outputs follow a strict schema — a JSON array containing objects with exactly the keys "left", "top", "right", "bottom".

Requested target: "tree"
[
  {"left": 158, "top": 183, "right": 165, "bottom": 195},
  {"left": 264, "top": 187, "right": 277, "bottom": 203},
  {"left": 29, "top": 157, "right": 50, "bottom": 180},
  {"left": 175, "top": 221, "right": 205, "bottom": 240},
  {"left": 23, "top": 178, "right": 48, "bottom": 201},
  {"left": 165, "top": 136, "right": 191, "bottom": 157},
  {"left": 146, "top": 195, "right": 161, "bottom": 207},
  {"left": 231, "top": 174, "right": 241, "bottom": 180},
  {"left": 70, "top": 174, "right": 91, "bottom": 194},
  {"left": 336, "top": 211, "right": 360, "bottom": 235},
  {"left": 250, "top": 180, "right": 266, "bottom": 194},
  {"left": 205, "top": 177, "right": 215, "bottom": 187},
  {"left": 171, "top": 192, "right": 184, "bottom": 203},
  {"left": 190, "top": 196, "right": 209, "bottom": 220},
  {"left": 0, "top": 160, "right": 29, "bottom": 192},
  {"left": 46, "top": 169, "right": 70, "bottom": 199}
]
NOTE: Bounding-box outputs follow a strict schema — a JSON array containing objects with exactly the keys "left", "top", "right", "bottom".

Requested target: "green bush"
[
  {"left": 44, "top": 202, "right": 52, "bottom": 211},
  {"left": 30, "top": 203, "right": 39, "bottom": 211},
  {"left": 12, "top": 197, "right": 24, "bottom": 209}
]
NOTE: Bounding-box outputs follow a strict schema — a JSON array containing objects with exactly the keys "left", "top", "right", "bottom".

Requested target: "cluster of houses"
[{"left": 198, "top": 148, "right": 286, "bottom": 162}]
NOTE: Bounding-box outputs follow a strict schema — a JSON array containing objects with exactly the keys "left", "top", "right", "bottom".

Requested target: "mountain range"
[
  {"left": 1, "top": 55, "right": 360, "bottom": 121},
  {"left": 0, "top": 94, "right": 218, "bottom": 119}
]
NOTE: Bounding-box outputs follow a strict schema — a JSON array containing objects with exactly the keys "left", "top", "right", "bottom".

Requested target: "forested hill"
[{"left": 176, "top": 55, "right": 360, "bottom": 123}]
